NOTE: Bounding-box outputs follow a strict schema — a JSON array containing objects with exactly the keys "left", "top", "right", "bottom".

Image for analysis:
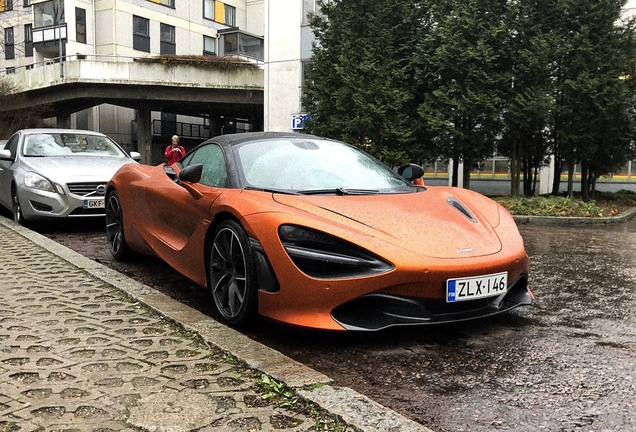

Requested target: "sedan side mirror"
[
  {"left": 130, "top": 151, "right": 142, "bottom": 161},
  {"left": 0, "top": 149, "right": 12, "bottom": 160}
]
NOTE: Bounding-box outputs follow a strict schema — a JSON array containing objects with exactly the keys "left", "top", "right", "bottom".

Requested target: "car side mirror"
[
  {"left": 0, "top": 149, "right": 12, "bottom": 160},
  {"left": 177, "top": 164, "right": 204, "bottom": 200},
  {"left": 179, "top": 164, "right": 203, "bottom": 184},
  {"left": 397, "top": 163, "right": 424, "bottom": 181},
  {"left": 130, "top": 151, "right": 141, "bottom": 161}
]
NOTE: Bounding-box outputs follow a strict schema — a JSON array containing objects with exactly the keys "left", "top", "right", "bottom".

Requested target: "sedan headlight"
[
  {"left": 278, "top": 224, "right": 393, "bottom": 279},
  {"left": 24, "top": 172, "right": 56, "bottom": 193}
]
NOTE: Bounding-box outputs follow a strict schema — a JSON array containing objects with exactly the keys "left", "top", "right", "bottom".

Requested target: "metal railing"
[{"left": 151, "top": 119, "right": 211, "bottom": 140}]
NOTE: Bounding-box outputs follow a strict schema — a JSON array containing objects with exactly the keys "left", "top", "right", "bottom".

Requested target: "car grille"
[
  {"left": 69, "top": 207, "right": 106, "bottom": 216},
  {"left": 67, "top": 182, "right": 107, "bottom": 198}
]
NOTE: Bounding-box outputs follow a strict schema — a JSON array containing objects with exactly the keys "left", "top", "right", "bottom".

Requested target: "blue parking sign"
[{"left": 291, "top": 114, "right": 309, "bottom": 130}]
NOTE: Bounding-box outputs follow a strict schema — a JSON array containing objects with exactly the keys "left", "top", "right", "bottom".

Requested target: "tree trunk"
[
  {"left": 523, "top": 158, "right": 533, "bottom": 196},
  {"left": 451, "top": 157, "right": 459, "bottom": 187},
  {"left": 581, "top": 160, "right": 589, "bottom": 202},
  {"left": 510, "top": 140, "right": 520, "bottom": 196},
  {"left": 567, "top": 160, "right": 574, "bottom": 198},
  {"left": 462, "top": 157, "right": 472, "bottom": 190},
  {"left": 552, "top": 155, "right": 562, "bottom": 196}
]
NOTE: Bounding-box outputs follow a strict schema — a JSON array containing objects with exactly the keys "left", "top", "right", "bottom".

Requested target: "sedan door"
[{"left": 0, "top": 134, "right": 21, "bottom": 211}]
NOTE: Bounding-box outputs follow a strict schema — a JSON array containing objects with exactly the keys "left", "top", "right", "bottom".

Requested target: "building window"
[
  {"left": 224, "top": 4, "right": 236, "bottom": 26},
  {"left": 23, "top": 0, "right": 30, "bottom": 7},
  {"left": 203, "top": 35, "right": 216, "bottom": 56},
  {"left": 24, "top": 23, "right": 33, "bottom": 56},
  {"left": 133, "top": 15, "right": 150, "bottom": 52},
  {"left": 160, "top": 23, "right": 175, "bottom": 55},
  {"left": 75, "top": 7, "right": 86, "bottom": 44},
  {"left": 6, "top": 67, "right": 15, "bottom": 74},
  {"left": 4, "top": 0, "right": 13, "bottom": 11},
  {"left": 34, "top": 0, "right": 64, "bottom": 28},
  {"left": 219, "top": 29, "right": 263, "bottom": 61},
  {"left": 147, "top": 0, "right": 174, "bottom": 7},
  {"left": 203, "top": 0, "right": 214, "bottom": 20},
  {"left": 5, "top": 27, "right": 14, "bottom": 60}
]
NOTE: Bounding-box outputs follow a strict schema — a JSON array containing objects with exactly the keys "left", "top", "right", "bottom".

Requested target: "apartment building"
[{"left": 0, "top": 0, "right": 265, "bottom": 160}]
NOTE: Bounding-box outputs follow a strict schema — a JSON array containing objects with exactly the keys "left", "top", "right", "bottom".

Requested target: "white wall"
[{"left": 264, "top": 0, "right": 303, "bottom": 132}]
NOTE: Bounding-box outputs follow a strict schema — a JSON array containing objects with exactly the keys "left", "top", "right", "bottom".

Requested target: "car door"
[
  {"left": 0, "top": 134, "right": 21, "bottom": 210},
  {"left": 142, "top": 143, "right": 229, "bottom": 283}
]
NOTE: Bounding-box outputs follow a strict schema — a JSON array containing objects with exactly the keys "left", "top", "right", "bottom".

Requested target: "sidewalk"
[{"left": 0, "top": 217, "right": 431, "bottom": 432}]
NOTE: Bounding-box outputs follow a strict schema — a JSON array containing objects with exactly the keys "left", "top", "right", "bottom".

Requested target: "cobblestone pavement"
[
  {"left": 0, "top": 222, "right": 337, "bottom": 432},
  {"left": 0, "top": 219, "right": 431, "bottom": 432}
]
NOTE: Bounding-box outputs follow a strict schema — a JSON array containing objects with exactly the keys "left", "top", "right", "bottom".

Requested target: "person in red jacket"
[{"left": 165, "top": 135, "right": 185, "bottom": 165}]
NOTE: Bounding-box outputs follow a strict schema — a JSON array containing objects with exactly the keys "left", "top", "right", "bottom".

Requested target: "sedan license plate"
[
  {"left": 83, "top": 199, "right": 105, "bottom": 209},
  {"left": 446, "top": 272, "right": 507, "bottom": 302}
]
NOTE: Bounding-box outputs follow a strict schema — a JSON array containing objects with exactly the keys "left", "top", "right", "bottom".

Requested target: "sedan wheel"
[
  {"left": 106, "top": 190, "right": 132, "bottom": 261},
  {"left": 12, "top": 187, "right": 26, "bottom": 226},
  {"left": 209, "top": 220, "right": 257, "bottom": 326}
]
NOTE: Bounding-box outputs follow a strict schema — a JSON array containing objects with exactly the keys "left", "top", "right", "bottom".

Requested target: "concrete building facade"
[{"left": 1, "top": 0, "right": 265, "bottom": 162}]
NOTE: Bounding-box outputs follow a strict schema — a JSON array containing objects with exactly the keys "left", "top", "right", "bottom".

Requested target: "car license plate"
[
  {"left": 446, "top": 272, "right": 507, "bottom": 302},
  {"left": 83, "top": 199, "right": 105, "bottom": 209}
]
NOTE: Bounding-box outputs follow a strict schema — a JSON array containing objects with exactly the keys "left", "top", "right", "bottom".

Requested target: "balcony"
[
  {"left": 32, "top": 23, "right": 67, "bottom": 55},
  {"left": 218, "top": 28, "right": 264, "bottom": 62}
]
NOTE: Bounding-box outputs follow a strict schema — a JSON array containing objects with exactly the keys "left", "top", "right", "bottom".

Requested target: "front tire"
[
  {"left": 209, "top": 219, "right": 257, "bottom": 326},
  {"left": 106, "top": 190, "right": 132, "bottom": 261},
  {"left": 12, "top": 186, "right": 27, "bottom": 226}
]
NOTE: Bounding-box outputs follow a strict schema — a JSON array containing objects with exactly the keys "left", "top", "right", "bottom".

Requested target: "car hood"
[
  {"left": 273, "top": 188, "right": 503, "bottom": 258},
  {"left": 22, "top": 156, "right": 136, "bottom": 183}
]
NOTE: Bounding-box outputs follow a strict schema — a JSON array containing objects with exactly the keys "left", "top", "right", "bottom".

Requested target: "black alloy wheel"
[
  {"left": 105, "top": 190, "right": 132, "bottom": 261},
  {"left": 209, "top": 219, "right": 257, "bottom": 326}
]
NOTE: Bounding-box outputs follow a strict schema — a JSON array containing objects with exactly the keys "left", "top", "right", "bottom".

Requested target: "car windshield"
[
  {"left": 235, "top": 138, "right": 414, "bottom": 194},
  {"left": 22, "top": 133, "right": 126, "bottom": 157}
]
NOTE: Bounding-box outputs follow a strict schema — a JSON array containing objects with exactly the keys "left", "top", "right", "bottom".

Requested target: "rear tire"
[
  {"left": 208, "top": 219, "right": 258, "bottom": 326},
  {"left": 106, "top": 190, "right": 132, "bottom": 261}
]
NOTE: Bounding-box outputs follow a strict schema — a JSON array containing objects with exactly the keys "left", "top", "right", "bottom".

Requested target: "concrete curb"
[
  {"left": 0, "top": 215, "right": 433, "bottom": 432},
  {"left": 513, "top": 205, "right": 636, "bottom": 225}
]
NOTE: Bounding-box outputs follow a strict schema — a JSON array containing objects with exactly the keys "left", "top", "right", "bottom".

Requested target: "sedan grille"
[{"left": 67, "top": 182, "right": 107, "bottom": 197}]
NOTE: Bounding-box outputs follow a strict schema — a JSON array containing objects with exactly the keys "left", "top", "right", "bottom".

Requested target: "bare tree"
[{"left": 0, "top": 81, "right": 46, "bottom": 137}]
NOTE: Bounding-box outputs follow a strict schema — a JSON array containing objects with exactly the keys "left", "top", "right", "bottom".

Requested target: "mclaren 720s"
[{"left": 105, "top": 132, "right": 532, "bottom": 331}]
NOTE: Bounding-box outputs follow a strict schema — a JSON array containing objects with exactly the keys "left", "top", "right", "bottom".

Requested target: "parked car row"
[{"left": 0, "top": 129, "right": 532, "bottom": 332}]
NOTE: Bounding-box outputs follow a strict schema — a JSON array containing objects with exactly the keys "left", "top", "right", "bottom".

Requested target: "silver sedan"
[{"left": 0, "top": 128, "right": 140, "bottom": 225}]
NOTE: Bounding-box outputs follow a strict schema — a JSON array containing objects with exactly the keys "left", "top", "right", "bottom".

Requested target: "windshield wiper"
[
  {"left": 244, "top": 186, "right": 301, "bottom": 195},
  {"left": 299, "top": 188, "right": 380, "bottom": 195}
]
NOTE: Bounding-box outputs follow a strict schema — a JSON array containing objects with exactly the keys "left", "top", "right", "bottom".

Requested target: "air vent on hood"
[{"left": 448, "top": 196, "right": 477, "bottom": 223}]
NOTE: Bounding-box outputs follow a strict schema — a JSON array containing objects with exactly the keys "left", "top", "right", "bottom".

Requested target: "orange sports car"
[{"left": 106, "top": 132, "right": 532, "bottom": 331}]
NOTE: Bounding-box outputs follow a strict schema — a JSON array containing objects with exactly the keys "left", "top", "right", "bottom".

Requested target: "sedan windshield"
[
  {"left": 22, "top": 133, "right": 126, "bottom": 157},
  {"left": 235, "top": 138, "right": 414, "bottom": 193}
]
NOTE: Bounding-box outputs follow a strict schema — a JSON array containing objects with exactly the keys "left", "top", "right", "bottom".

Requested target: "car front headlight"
[
  {"left": 278, "top": 224, "right": 394, "bottom": 279},
  {"left": 24, "top": 172, "right": 56, "bottom": 193}
]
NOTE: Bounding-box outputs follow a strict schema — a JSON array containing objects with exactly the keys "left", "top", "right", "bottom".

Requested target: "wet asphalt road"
[{"left": 13, "top": 211, "right": 636, "bottom": 432}]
